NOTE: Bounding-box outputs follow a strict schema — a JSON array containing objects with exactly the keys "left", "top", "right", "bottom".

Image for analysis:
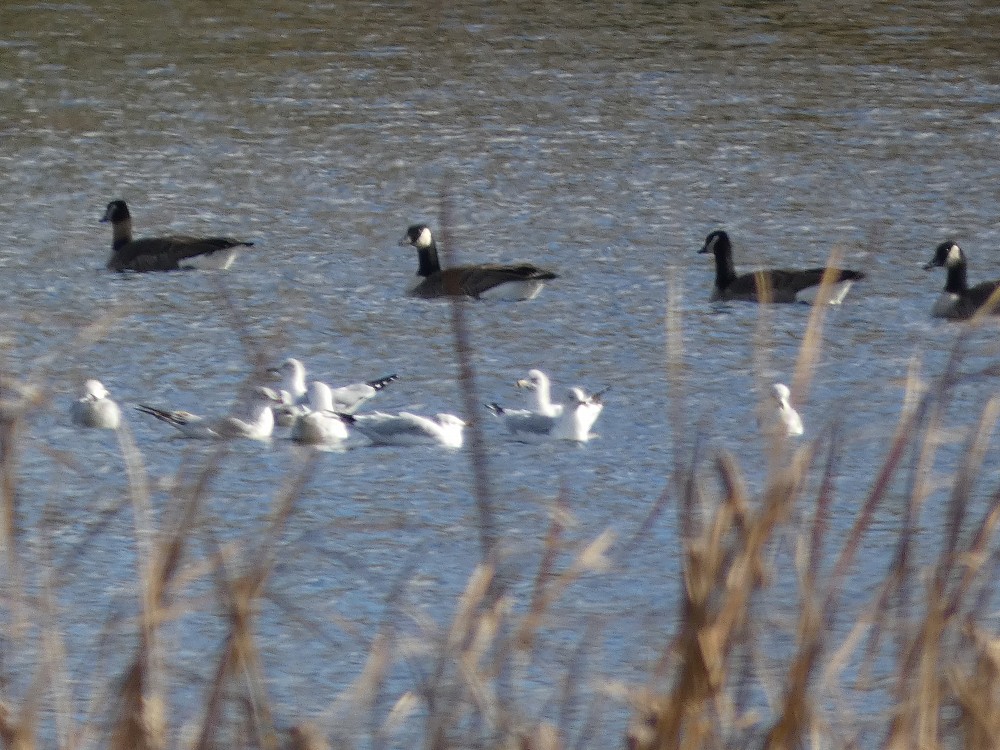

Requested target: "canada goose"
[
  {"left": 135, "top": 386, "right": 280, "bottom": 440},
  {"left": 289, "top": 382, "right": 350, "bottom": 445},
  {"left": 399, "top": 224, "right": 558, "bottom": 300},
  {"left": 268, "top": 357, "right": 397, "bottom": 425},
  {"left": 698, "top": 230, "right": 865, "bottom": 304},
  {"left": 101, "top": 200, "right": 253, "bottom": 272},
  {"left": 923, "top": 241, "right": 1000, "bottom": 320},
  {"left": 340, "top": 411, "right": 466, "bottom": 448},
  {"left": 70, "top": 379, "right": 121, "bottom": 430},
  {"left": 760, "top": 383, "right": 803, "bottom": 437},
  {"left": 488, "top": 384, "right": 607, "bottom": 442}
]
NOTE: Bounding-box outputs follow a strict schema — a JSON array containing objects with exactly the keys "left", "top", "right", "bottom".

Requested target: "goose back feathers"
[
  {"left": 102, "top": 200, "right": 253, "bottom": 272},
  {"left": 698, "top": 230, "right": 865, "bottom": 304},
  {"left": 924, "top": 241, "right": 1000, "bottom": 320},
  {"left": 399, "top": 224, "right": 557, "bottom": 300}
]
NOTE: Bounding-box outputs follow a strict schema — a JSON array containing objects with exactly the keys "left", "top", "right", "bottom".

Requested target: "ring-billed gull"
[
  {"left": 340, "top": 411, "right": 465, "bottom": 448},
  {"left": 101, "top": 200, "right": 253, "bottom": 272},
  {"left": 398, "top": 224, "right": 558, "bottom": 300},
  {"left": 290, "top": 381, "right": 350, "bottom": 445},
  {"left": 269, "top": 358, "right": 397, "bottom": 426},
  {"left": 489, "top": 384, "right": 607, "bottom": 443},
  {"left": 760, "top": 383, "right": 803, "bottom": 437},
  {"left": 135, "top": 386, "right": 281, "bottom": 440},
  {"left": 71, "top": 379, "right": 122, "bottom": 430}
]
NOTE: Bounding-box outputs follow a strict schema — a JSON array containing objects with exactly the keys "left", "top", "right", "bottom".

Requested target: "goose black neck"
[
  {"left": 110, "top": 220, "right": 133, "bottom": 252},
  {"left": 713, "top": 244, "right": 738, "bottom": 289},
  {"left": 944, "top": 262, "right": 968, "bottom": 294},
  {"left": 416, "top": 241, "right": 442, "bottom": 278}
]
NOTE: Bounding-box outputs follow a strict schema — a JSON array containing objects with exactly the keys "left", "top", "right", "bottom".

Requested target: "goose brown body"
[
  {"left": 102, "top": 200, "right": 253, "bottom": 272},
  {"left": 399, "top": 224, "right": 557, "bottom": 300},
  {"left": 698, "top": 230, "right": 865, "bottom": 304}
]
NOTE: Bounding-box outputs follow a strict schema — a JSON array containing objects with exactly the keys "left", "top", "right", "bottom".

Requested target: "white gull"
[
  {"left": 135, "top": 386, "right": 281, "bottom": 440},
  {"left": 290, "top": 381, "right": 350, "bottom": 445},
  {"left": 760, "top": 383, "right": 803, "bottom": 437},
  {"left": 489, "top": 384, "right": 607, "bottom": 443},
  {"left": 341, "top": 411, "right": 466, "bottom": 448},
  {"left": 269, "top": 358, "right": 397, "bottom": 426},
  {"left": 71, "top": 379, "right": 122, "bottom": 430}
]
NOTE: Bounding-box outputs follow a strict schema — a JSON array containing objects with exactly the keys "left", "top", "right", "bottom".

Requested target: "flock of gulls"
[{"left": 72, "top": 200, "right": 1000, "bottom": 445}]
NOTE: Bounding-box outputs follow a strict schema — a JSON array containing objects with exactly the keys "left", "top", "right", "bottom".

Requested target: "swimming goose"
[
  {"left": 70, "top": 379, "right": 121, "bottom": 430},
  {"left": 698, "top": 230, "right": 865, "bottom": 304},
  {"left": 289, "top": 382, "right": 350, "bottom": 445},
  {"left": 760, "top": 383, "right": 803, "bottom": 437},
  {"left": 399, "top": 224, "right": 558, "bottom": 300},
  {"left": 340, "top": 411, "right": 466, "bottom": 448},
  {"left": 269, "top": 358, "right": 398, "bottom": 425},
  {"left": 101, "top": 200, "right": 253, "bottom": 272},
  {"left": 135, "top": 386, "right": 280, "bottom": 440},
  {"left": 923, "top": 241, "right": 1000, "bottom": 320},
  {"left": 514, "top": 369, "right": 563, "bottom": 417}
]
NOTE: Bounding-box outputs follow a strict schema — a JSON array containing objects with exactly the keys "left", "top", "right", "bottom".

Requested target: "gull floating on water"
[
  {"left": 341, "top": 411, "right": 466, "bottom": 448},
  {"left": 489, "top": 385, "right": 607, "bottom": 442},
  {"left": 71, "top": 379, "right": 122, "bottom": 430},
  {"left": 269, "top": 358, "right": 397, "bottom": 426},
  {"left": 760, "top": 383, "right": 803, "bottom": 437},
  {"left": 135, "top": 386, "right": 281, "bottom": 440},
  {"left": 290, "top": 381, "right": 350, "bottom": 445}
]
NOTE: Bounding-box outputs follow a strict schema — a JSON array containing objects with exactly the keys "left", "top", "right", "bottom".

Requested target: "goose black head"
[
  {"left": 924, "top": 240, "right": 963, "bottom": 270},
  {"left": 399, "top": 224, "right": 434, "bottom": 249},
  {"left": 101, "top": 200, "right": 130, "bottom": 224},
  {"left": 698, "top": 229, "right": 731, "bottom": 256}
]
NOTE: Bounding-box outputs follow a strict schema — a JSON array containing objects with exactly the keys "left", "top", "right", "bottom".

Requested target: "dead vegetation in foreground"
[{"left": 1, "top": 266, "right": 1000, "bottom": 750}]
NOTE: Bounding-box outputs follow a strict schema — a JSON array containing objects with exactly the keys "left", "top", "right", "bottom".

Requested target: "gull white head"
[
  {"left": 83, "top": 379, "right": 109, "bottom": 400},
  {"left": 515, "top": 369, "right": 562, "bottom": 417},
  {"left": 269, "top": 358, "right": 308, "bottom": 399}
]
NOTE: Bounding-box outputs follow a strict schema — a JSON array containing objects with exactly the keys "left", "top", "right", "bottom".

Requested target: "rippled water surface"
[{"left": 2, "top": 0, "right": 1000, "bottom": 745}]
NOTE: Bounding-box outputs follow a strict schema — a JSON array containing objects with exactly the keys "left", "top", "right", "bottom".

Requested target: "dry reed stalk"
[
  {"left": 437, "top": 195, "right": 497, "bottom": 568},
  {"left": 108, "top": 441, "right": 226, "bottom": 750},
  {"left": 192, "top": 451, "right": 318, "bottom": 750},
  {"left": 760, "top": 426, "right": 844, "bottom": 750},
  {"left": 635, "top": 444, "right": 810, "bottom": 750}
]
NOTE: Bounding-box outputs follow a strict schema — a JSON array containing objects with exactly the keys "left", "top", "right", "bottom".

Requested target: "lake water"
[{"left": 2, "top": 1, "right": 1000, "bottom": 746}]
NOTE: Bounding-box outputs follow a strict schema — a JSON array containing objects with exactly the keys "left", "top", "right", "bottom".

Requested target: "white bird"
[
  {"left": 135, "top": 386, "right": 281, "bottom": 440},
  {"left": 269, "top": 358, "right": 397, "bottom": 426},
  {"left": 761, "top": 383, "right": 803, "bottom": 437},
  {"left": 551, "top": 387, "right": 605, "bottom": 441},
  {"left": 515, "top": 369, "right": 563, "bottom": 417},
  {"left": 290, "top": 381, "right": 350, "bottom": 445},
  {"left": 489, "top": 385, "right": 607, "bottom": 442},
  {"left": 70, "top": 379, "right": 121, "bottom": 430},
  {"left": 341, "top": 411, "right": 466, "bottom": 448},
  {"left": 486, "top": 403, "right": 557, "bottom": 441}
]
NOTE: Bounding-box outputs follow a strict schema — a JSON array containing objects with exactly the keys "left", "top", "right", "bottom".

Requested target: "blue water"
[{"left": 2, "top": 1, "right": 1000, "bottom": 746}]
